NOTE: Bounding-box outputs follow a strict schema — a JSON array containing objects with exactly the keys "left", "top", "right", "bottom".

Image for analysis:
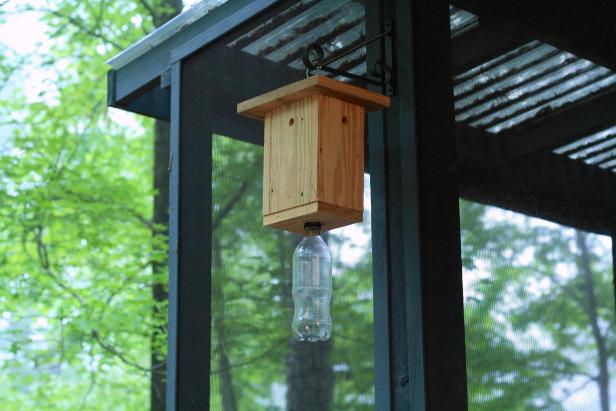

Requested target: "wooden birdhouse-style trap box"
[{"left": 238, "top": 76, "right": 390, "bottom": 233}]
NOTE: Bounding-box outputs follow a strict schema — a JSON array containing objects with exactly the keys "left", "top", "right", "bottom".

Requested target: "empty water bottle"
[{"left": 292, "top": 222, "right": 333, "bottom": 342}]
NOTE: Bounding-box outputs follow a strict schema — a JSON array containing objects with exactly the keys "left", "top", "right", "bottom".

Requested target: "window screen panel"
[
  {"left": 461, "top": 200, "right": 616, "bottom": 410},
  {"left": 210, "top": 135, "right": 374, "bottom": 410}
]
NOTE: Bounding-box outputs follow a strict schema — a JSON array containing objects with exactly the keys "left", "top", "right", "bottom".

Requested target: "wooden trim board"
[
  {"left": 237, "top": 75, "right": 391, "bottom": 120},
  {"left": 263, "top": 201, "right": 363, "bottom": 233}
]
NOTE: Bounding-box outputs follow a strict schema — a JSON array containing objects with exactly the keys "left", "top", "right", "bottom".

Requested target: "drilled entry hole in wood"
[
  {"left": 342, "top": 116, "right": 348, "bottom": 124},
  {"left": 289, "top": 118, "right": 294, "bottom": 126}
]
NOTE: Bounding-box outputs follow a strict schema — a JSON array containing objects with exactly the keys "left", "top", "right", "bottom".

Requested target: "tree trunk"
[
  {"left": 284, "top": 232, "right": 334, "bottom": 411},
  {"left": 213, "top": 237, "right": 238, "bottom": 411},
  {"left": 286, "top": 339, "right": 334, "bottom": 411},
  {"left": 576, "top": 231, "right": 610, "bottom": 411},
  {"left": 151, "top": 120, "right": 170, "bottom": 411}
]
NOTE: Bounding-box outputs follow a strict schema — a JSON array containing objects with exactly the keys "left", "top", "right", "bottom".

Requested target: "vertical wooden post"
[
  {"left": 166, "top": 61, "right": 181, "bottom": 411},
  {"left": 364, "top": 3, "right": 393, "bottom": 409},
  {"left": 368, "top": 0, "right": 468, "bottom": 409},
  {"left": 166, "top": 57, "right": 214, "bottom": 410}
]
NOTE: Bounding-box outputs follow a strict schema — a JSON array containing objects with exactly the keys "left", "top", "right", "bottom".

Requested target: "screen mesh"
[
  {"left": 461, "top": 200, "right": 616, "bottom": 410},
  {"left": 210, "top": 135, "right": 374, "bottom": 410}
]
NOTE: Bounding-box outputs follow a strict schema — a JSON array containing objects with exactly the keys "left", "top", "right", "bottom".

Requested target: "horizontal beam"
[
  {"left": 457, "top": 123, "right": 616, "bottom": 235},
  {"left": 107, "top": 71, "right": 170, "bottom": 120},
  {"left": 499, "top": 88, "right": 616, "bottom": 157},
  {"left": 451, "top": 22, "right": 530, "bottom": 75},
  {"left": 451, "top": 0, "right": 616, "bottom": 71}
]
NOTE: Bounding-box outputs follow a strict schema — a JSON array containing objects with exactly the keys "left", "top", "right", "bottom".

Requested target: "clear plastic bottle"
[{"left": 292, "top": 222, "right": 333, "bottom": 342}]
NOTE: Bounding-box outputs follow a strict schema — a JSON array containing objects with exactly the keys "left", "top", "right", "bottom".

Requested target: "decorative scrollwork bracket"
[{"left": 302, "top": 21, "right": 394, "bottom": 96}]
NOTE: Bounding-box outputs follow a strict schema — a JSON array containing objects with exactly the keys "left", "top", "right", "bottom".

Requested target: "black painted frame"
[{"left": 368, "top": 1, "right": 467, "bottom": 408}]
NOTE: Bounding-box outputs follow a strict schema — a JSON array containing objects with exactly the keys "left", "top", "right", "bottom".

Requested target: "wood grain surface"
[{"left": 237, "top": 75, "right": 390, "bottom": 120}]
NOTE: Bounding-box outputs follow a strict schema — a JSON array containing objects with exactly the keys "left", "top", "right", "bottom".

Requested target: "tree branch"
[
  {"left": 27, "top": 7, "right": 124, "bottom": 50},
  {"left": 137, "top": 0, "right": 160, "bottom": 25},
  {"left": 79, "top": 364, "right": 97, "bottom": 409},
  {"left": 210, "top": 337, "right": 287, "bottom": 374},
  {"left": 212, "top": 180, "right": 251, "bottom": 232},
  {"left": 91, "top": 329, "right": 152, "bottom": 373},
  {"left": 60, "top": 188, "right": 157, "bottom": 232},
  {"left": 34, "top": 225, "right": 86, "bottom": 306}
]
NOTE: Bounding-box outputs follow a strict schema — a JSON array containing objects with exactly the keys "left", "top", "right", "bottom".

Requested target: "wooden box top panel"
[{"left": 237, "top": 76, "right": 390, "bottom": 120}]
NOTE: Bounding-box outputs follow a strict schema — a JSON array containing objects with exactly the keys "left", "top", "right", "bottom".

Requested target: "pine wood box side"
[
  {"left": 317, "top": 95, "right": 365, "bottom": 213},
  {"left": 262, "top": 96, "right": 319, "bottom": 217}
]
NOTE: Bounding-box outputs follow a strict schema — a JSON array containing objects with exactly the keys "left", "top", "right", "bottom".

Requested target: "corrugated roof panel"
[
  {"left": 228, "top": 0, "right": 318, "bottom": 49},
  {"left": 598, "top": 157, "right": 616, "bottom": 169},
  {"left": 479, "top": 69, "right": 615, "bottom": 131},
  {"left": 454, "top": 38, "right": 616, "bottom": 134},
  {"left": 225, "top": 1, "right": 485, "bottom": 84},
  {"left": 228, "top": 0, "right": 366, "bottom": 80},
  {"left": 553, "top": 125, "right": 616, "bottom": 172},
  {"left": 554, "top": 125, "right": 616, "bottom": 154},
  {"left": 584, "top": 146, "right": 616, "bottom": 165},
  {"left": 454, "top": 44, "right": 558, "bottom": 97},
  {"left": 449, "top": 5, "right": 478, "bottom": 37},
  {"left": 568, "top": 137, "right": 616, "bottom": 160},
  {"left": 455, "top": 53, "right": 583, "bottom": 121},
  {"left": 454, "top": 41, "right": 543, "bottom": 85},
  {"left": 236, "top": 0, "right": 354, "bottom": 56}
]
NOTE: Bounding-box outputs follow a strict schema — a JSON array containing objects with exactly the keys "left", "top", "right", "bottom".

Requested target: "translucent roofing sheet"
[
  {"left": 454, "top": 42, "right": 616, "bottom": 134},
  {"left": 553, "top": 125, "right": 616, "bottom": 172},
  {"left": 228, "top": 0, "right": 366, "bottom": 78},
  {"left": 226, "top": 3, "right": 475, "bottom": 81},
  {"left": 449, "top": 5, "right": 478, "bottom": 38}
]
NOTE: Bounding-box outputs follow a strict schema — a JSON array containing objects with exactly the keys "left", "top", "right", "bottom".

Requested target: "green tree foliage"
[
  {"left": 0, "top": 1, "right": 178, "bottom": 409},
  {"left": 461, "top": 200, "right": 616, "bottom": 410}
]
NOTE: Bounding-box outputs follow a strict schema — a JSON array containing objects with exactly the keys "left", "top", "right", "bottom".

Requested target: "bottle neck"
[{"left": 304, "top": 227, "right": 321, "bottom": 237}]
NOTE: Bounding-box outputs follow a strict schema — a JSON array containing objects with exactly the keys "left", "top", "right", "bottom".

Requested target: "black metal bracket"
[{"left": 302, "top": 20, "right": 394, "bottom": 96}]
